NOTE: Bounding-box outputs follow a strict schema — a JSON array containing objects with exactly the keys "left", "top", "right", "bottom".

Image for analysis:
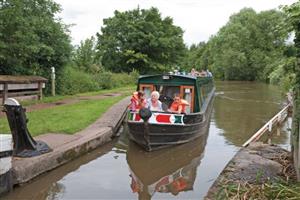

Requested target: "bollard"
[
  {"left": 0, "top": 134, "right": 13, "bottom": 196},
  {"left": 3, "top": 98, "right": 52, "bottom": 157}
]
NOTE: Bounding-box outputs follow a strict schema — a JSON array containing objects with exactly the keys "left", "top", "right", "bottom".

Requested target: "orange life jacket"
[{"left": 170, "top": 99, "right": 189, "bottom": 113}]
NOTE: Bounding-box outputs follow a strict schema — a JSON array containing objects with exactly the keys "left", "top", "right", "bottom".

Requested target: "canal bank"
[
  {"left": 204, "top": 92, "right": 296, "bottom": 199},
  {"left": 205, "top": 142, "right": 296, "bottom": 199},
  {"left": 10, "top": 96, "right": 130, "bottom": 186}
]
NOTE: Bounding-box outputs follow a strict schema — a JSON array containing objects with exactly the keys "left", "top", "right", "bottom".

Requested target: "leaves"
[
  {"left": 96, "top": 7, "right": 185, "bottom": 74},
  {"left": 0, "top": 0, "right": 72, "bottom": 77},
  {"left": 184, "top": 8, "right": 290, "bottom": 82}
]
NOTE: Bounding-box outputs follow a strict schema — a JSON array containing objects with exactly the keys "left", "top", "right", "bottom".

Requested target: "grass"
[
  {"left": 0, "top": 95, "right": 127, "bottom": 136},
  {"left": 20, "top": 85, "right": 135, "bottom": 106},
  {"left": 215, "top": 179, "right": 300, "bottom": 200}
]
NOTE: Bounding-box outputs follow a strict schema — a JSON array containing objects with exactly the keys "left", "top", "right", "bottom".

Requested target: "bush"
[
  {"left": 95, "top": 71, "right": 114, "bottom": 89},
  {"left": 93, "top": 70, "right": 139, "bottom": 89},
  {"left": 55, "top": 66, "right": 139, "bottom": 95},
  {"left": 58, "top": 66, "right": 99, "bottom": 95},
  {"left": 269, "top": 58, "right": 296, "bottom": 92}
]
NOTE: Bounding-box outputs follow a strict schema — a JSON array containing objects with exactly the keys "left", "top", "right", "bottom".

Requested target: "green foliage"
[
  {"left": 180, "top": 42, "right": 208, "bottom": 71},
  {"left": 73, "top": 36, "right": 102, "bottom": 73},
  {"left": 96, "top": 71, "right": 114, "bottom": 89},
  {"left": 187, "top": 8, "right": 289, "bottom": 81},
  {"left": 282, "top": 2, "right": 300, "bottom": 177},
  {"left": 96, "top": 7, "right": 185, "bottom": 74},
  {"left": 269, "top": 57, "right": 296, "bottom": 92},
  {"left": 94, "top": 70, "right": 138, "bottom": 89},
  {"left": 56, "top": 65, "right": 138, "bottom": 94},
  {"left": 58, "top": 66, "right": 99, "bottom": 95},
  {"left": 0, "top": 0, "right": 72, "bottom": 77}
]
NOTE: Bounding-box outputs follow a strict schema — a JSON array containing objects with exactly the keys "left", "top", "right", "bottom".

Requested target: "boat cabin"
[{"left": 137, "top": 74, "right": 214, "bottom": 114}]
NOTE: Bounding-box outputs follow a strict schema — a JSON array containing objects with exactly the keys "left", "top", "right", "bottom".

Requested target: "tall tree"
[
  {"left": 200, "top": 8, "right": 289, "bottom": 81},
  {"left": 73, "top": 36, "right": 102, "bottom": 73},
  {"left": 96, "top": 7, "right": 185, "bottom": 74},
  {"left": 180, "top": 42, "right": 208, "bottom": 71},
  {"left": 0, "top": 0, "right": 72, "bottom": 76}
]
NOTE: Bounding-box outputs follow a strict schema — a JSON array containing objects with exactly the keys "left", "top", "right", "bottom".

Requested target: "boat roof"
[
  {"left": 139, "top": 74, "right": 197, "bottom": 80},
  {"left": 138, "top": 74, "right": 212, "bottom": 86}
]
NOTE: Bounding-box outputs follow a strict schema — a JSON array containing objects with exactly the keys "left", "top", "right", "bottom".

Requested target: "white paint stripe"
[
  {"left": 0, "top": 157, "right": 11, "bottom": 175},
  {"left": 0, "top": 134, "right": 12, "bottom": 152}
]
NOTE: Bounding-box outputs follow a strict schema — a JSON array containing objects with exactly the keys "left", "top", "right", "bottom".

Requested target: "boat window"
[
  {"left": 155, "top": 85, "right": 180, "bottom": 110},
  {"left": 156, "top": 86, "right": 180, "bottom": 98},
  {"left": 180, "top": 86, "right": 194, "bottom": 113},
  {"left": 140, "top": 84, "right": 154, "bottom": 99}
]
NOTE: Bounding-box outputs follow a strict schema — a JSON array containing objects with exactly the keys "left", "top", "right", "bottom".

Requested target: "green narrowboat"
[{"left": 127, "top": 74, "right": 215, "bottom": 151}]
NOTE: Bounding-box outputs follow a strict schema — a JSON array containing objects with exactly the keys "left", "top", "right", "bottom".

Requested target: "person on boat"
[
  {"left": 190, "top": 68, "right": 200, "bottom": 77},
  {"left": 129, "top": 91, "right": 146, "bottom": 112},
  {"left": 168, "top": 94, "right": 189, "bottom": 114},
  {"left": 147, "top": 91, "right": 163, "bottom": 111},
  {"left": 206, "top": 69, "right": 213, "bottom": 77},
  {"left": 199, "top": 69, "right": 207, "bottom": 77}
]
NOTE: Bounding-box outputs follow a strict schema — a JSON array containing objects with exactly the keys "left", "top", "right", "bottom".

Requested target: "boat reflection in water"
[{"left": 126, "top": 122, "right": 210, "bottom": 200}]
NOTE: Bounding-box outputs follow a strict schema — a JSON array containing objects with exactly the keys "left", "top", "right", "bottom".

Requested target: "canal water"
[{"left": 3, "top": 81, "right": 290, "bottom": 200}]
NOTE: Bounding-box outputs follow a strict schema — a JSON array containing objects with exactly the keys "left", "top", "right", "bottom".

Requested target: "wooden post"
[
  {"left": 2, "top": 83, "right": 8, "bottom": 105},
  {"left": 51, "top": 67, "right": 55, "bottom": 96},
  {"left": 38, "top": 82, "right": 43, "bottom": 100}
]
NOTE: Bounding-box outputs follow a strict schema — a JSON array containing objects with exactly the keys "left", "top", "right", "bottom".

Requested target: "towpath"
[{"left": 0, "top": 89, "right": 132, "bottom": 117}]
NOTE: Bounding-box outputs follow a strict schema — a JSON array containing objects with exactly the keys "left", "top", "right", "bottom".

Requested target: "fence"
[{"left": 242, "top": 103, "right": 290, "bottom": 147}]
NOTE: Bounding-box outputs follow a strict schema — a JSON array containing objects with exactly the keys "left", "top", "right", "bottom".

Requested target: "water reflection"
[
  {"left": 214, "top": 81, "right": 285, "bottom": 146},
  {"left": 2, "top": 141, "right": 117, "bottom": 200},
  {"left": 127, "top": 125, "right": 209, "bottom": 200}
]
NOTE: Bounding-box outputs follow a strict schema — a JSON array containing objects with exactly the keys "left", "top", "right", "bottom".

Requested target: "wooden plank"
[
  {"left": 7, "top": 91, "right": 39, "bottom": 97},
  {"left": 0, "top": 75, "right": 47, "bottom": 84},
  {"left": 2, "top": 83, "right": 8, "bottom": 105},
  {"left": 0, "top": 83, "right": 46, "bottom": 91}
]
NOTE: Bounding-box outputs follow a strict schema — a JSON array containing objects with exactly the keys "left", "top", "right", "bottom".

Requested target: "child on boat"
[{"left": 129, "top": 91, "right": 147, "bottom": 112}]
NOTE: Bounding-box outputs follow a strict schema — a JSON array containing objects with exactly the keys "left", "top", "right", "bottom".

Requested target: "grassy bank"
[
  {"left": 0, "top": 95, "right": 127, "bottom": 136},
  {"left": 0, "top": 84, "right": 134, "bottom": 136}
]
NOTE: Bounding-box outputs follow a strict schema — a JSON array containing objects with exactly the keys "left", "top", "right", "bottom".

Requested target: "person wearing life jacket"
[
  {"left": 168, "top": 93, "right": 189, "bottom": 114},
  {"left": 129, "top": 91, "right": 146, "bottom": 112}
]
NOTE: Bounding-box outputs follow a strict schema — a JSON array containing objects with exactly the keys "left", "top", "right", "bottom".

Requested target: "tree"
[
  {"left": 180, "top": 42, "right": 208, "bottom": 71},
  {"left": 282, "top": 1, "right": 300, "bottom": 180},
  {"left": 96, "top": 7, "right": 185, "bottom": 74},
  {"left": 0, "top": 0, "right": 72, "bottom": 76},
  {"left": 73, "top": 36, "right": 102, "bottom": 73},
  {"left": 198, "top": 8, "right": 289, "bottom": 81}
]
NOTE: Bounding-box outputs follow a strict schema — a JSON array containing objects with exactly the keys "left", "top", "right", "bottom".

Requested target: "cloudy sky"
[{"left": 54, "top": 0, "right": 296, "bottom": 46}]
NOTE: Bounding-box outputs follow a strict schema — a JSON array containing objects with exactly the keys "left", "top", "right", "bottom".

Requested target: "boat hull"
[{"left": 127, "top": 89, "right": 215, "bottom": 151}]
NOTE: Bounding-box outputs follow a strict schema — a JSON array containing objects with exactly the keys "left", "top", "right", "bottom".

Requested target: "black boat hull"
[{"left": 127, "top": 88, "right": 215, "bottom": 151}]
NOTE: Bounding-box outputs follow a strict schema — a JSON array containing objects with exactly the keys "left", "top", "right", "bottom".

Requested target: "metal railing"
[{"left": 242, "top": 103, "right": 291, "bottom": 147}]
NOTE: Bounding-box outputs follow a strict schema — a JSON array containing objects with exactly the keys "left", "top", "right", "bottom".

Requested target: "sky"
[{"left": 54, "top": 0, "right": 296, "bottom": 46}]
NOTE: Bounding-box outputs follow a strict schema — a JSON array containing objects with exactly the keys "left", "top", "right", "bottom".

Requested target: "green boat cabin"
[{"left": 137, "top": 74, "right": 214, "bottom": 113}]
